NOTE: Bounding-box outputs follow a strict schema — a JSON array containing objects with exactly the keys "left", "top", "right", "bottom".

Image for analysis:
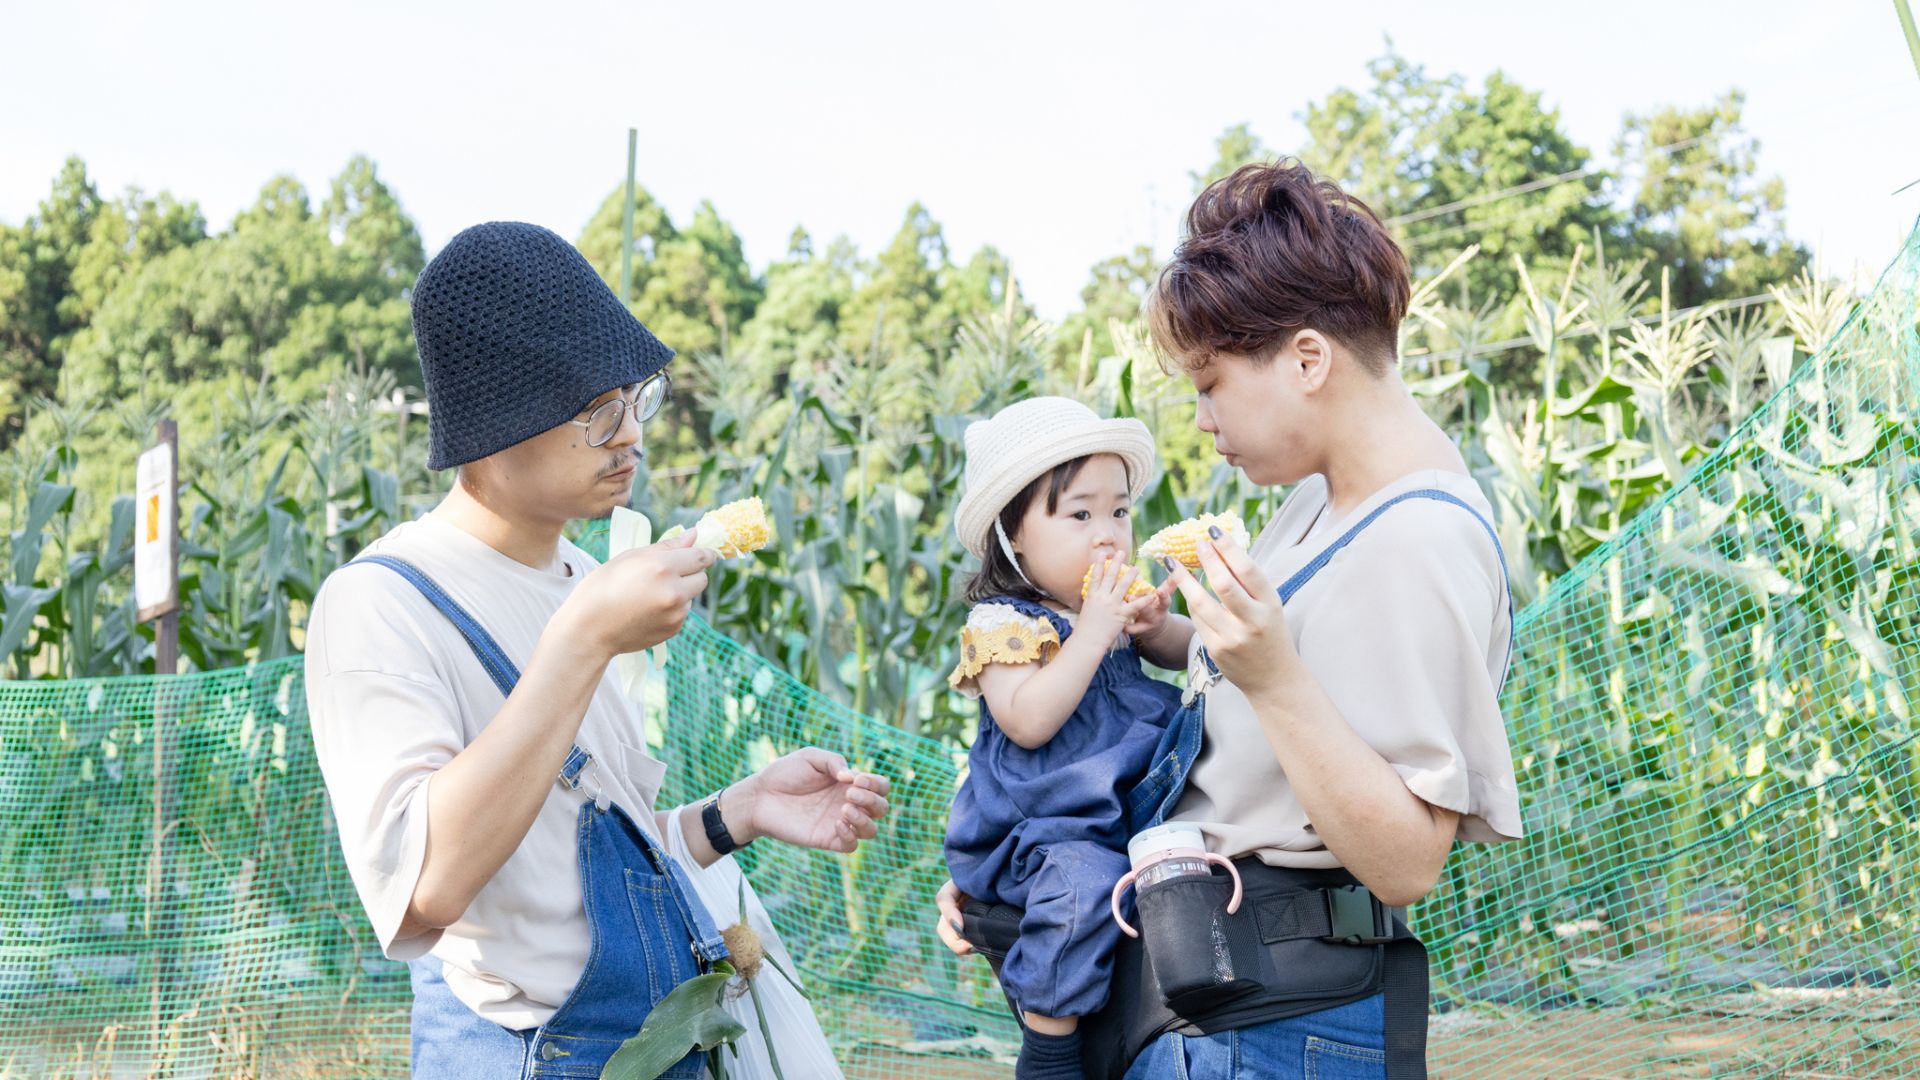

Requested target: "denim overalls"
[
  {"left": 1120, "top": 490, "right": 1511, "bottom": 1080},
  {"left": 946, "top": 596, "right": 1182, "bottom": 1018},
  {"left": 360, "top": 556, "right": 730, "bottom": 1080}
]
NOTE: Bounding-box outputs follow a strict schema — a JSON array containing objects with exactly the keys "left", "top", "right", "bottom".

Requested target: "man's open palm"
[{"left": 750, "top": 748, "right": 892, "bottom": 854}]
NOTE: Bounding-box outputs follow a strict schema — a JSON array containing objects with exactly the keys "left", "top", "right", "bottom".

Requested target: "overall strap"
[
  {"left": 1383, "top": 929, "right": 1428, "bottom": 1080},
  {"left": 1276, "top": 488, "right": 1508, "bottom": 603},
  {"left": 353, "top": 555, "right": 597, "bottom": 794},
  {"left": 1270, "top": 488, "right": 1497, "bottom": 1080},
  {"left": 1196, "top": 487, "right": 1513, "bottom": 681},
  {"left": 358, "top": 555, "right": 520, "bottom": 695}
]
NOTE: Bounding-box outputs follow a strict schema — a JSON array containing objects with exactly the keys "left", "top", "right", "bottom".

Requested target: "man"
[{"left": 306, "top": 221, "right": 889, "bottom": 1078}]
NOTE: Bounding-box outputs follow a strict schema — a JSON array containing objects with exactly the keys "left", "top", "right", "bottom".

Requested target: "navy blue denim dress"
[{"left": 946, "top": 594, "right": 1182, "bottom": 1017}]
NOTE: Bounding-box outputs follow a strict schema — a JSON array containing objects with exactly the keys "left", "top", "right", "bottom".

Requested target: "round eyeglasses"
[{"left": 570, "top": 371, "right": 671, "bottom": 447}]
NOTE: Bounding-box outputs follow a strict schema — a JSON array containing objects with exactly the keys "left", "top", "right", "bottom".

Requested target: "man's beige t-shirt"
[
  {"left": 304, "top": 513, "right": 670, "bottom": 1029},
  {"left": 1171, "top": 469, "right": 1523, "bottom": 865}
]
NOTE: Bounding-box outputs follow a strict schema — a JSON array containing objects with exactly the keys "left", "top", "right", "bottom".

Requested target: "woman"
[{"left": 936, "top": 161, "right": 1522, "bottom": 1079}]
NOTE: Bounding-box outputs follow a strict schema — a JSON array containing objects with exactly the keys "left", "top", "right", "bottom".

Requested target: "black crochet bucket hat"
[{"left": 411, "top": 221, "right": 675, "bottom": 470}]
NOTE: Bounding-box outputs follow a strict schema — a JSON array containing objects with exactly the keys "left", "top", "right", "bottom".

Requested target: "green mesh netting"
[
  {"left": 3, "top": 225, "right": 1918, "bottom": 1078},
  {"left": 1420, "top": 227, "right": 1920, "bottom": 1076}
]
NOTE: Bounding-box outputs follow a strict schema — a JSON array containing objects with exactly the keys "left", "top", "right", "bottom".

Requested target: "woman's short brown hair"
[{"left": 1146, "top": 159, "right": 1410, "bottom": 375}]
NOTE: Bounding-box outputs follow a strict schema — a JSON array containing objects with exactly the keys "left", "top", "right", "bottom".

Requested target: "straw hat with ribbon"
[{"left": 953, "top": 397, "right": 1157, "bottom": 574}]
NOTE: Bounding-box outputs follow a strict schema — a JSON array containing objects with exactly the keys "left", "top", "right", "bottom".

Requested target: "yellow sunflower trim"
[{"left": 948, "top": 603, "right": 1062, "bottom": 695}]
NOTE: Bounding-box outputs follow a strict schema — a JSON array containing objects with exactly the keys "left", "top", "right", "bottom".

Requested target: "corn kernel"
[
  {"left": 703, "top": 497, "right": 772, "bottom": 558},
  {"left": 664, "top": 497, "right": 773, "bottom": 558},
  {"left": 1138, "top": 511, "right": 1250, "bottom": 569},
  {"left": 1081, "top": 558, "right": 1156, "bottom": 601}
]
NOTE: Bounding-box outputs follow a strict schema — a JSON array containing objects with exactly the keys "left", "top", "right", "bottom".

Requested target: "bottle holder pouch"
[
  {"left": 1133, "top": 867, "right": 1266, "bottom": 1016},
  {"left": 1111, "top": 848, "right": 1242, "bottom": 938}
]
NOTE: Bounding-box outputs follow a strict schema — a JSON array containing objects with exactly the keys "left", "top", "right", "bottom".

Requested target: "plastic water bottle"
[
  {"left": 1130, "top": 823, "right": 1218, "bottom": 889},
  {"left": 1110, "top": 822, "right": 1242, "bottom": 937}
]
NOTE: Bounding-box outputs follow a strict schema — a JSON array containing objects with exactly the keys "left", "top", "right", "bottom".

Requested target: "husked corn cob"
[
  {"left": 1081, "top": 559, "right": 1156, "bottom": 601},
  {"left": 1138, "top": 511, "right": 1250, "bottom": 568},
  {"left": 661, "top": 496, "right": 772, "bottom": 558}
]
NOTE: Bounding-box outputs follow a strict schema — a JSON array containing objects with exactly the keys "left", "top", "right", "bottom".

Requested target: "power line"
[
  {"left": 1381, "top": 78, "right": 1920, "bottom": 232},
  {"left": 1397, "top": 154, "right": 1743, "bottom": 253},
  {"left": 1403, "top": 200, "right": 1572, "bottom": 251},
  {"left": 1385, "top": 134, "right": 1711, "bottom": 228}
]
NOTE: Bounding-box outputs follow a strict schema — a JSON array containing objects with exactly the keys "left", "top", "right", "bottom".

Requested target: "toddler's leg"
[
  {"left": 1001, "top": 841, "right": 1132, "bottom": 1080},
  {"left": 1016, "top": 1020, "right": 1083, "bottom": 1080}
]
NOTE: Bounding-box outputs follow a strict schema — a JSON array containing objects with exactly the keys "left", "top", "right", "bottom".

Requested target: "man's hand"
[
  {"left": 558, "top": 529, "right": 714, "bottom": 661},
  {"left": 729, "top": 748, "right": 892, "bottom": 854}
]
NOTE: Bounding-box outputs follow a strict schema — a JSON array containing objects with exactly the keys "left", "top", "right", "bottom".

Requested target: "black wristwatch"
[{"left": 702, "top": 786, "right": 743, "bottom": 856}]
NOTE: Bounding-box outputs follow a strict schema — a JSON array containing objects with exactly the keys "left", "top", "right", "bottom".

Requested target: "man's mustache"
[{"left": 603, "top": 448, "right": 643, "bottom": 476}]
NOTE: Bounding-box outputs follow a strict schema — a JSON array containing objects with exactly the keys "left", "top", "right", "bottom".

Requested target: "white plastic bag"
[
  {"left": 613, "top": 507, "right": 845, "bottom": 1078},
  {"left": 665, "top": 807, "right": 846, "bottom": 1080}
]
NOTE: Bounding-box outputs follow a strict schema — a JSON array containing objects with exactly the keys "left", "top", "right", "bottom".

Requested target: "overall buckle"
[
  {"left": 559, "top": 752, "right": 592, "bottom": 790},
  {"left": 559, "top": 753, "right": 609, "bottom": 811},
  {"left": 1324, "top": 885, "right": 1394, "bottom": 945},
  {"left": 1182, "top": 662, "right": 1224, "bottom": 707}
]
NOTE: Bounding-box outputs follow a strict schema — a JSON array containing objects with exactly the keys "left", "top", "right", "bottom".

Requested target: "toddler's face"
[{"left": 1012, "top": 453, "right": 1134, "bottom": 610}]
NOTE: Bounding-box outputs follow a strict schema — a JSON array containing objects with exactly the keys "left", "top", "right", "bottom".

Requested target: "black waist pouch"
[{"left": 964, "top": 861, "right": 1405, "bottom": 1079}]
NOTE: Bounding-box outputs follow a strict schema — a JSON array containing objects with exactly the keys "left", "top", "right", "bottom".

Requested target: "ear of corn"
[
  {"left": 664, "top": 496, "right": 773, "bottom": 558},
  {"left": 1080, "top": 558, "right": 1157, "bottom": 600},
  {"left": 1138, "top": 511, "right": 1250, "bottom": 568}
]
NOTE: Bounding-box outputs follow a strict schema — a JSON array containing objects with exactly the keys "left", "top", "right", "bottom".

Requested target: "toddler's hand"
[
  {"left": 1123, "top": 577, "right": 1177, "bottom": 639},
  {"left": 1079, "top": 557, "right": 1150, "bottom": 645}
]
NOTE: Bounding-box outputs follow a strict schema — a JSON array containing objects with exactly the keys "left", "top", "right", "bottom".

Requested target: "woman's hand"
[
  {"left": 1159, "top": 528, "right": 1300, "bottom": 699},
  {"left": 1162, "top": 533, "right": 1457, "bottom": 905},
  {"left": 732, "top": 748, "right": 892, "bottom": 854},
  {"left": 935, "top": 879, "right": 975, "bottom": 957}
]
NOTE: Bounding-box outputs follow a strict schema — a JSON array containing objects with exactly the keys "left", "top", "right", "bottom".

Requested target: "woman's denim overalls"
[
  {"left": 360, "top": 556, "right": 730, "bottom": 1079},
  {"left": 1120, "top": 490, "right": 1510, "bottom": 1080}
]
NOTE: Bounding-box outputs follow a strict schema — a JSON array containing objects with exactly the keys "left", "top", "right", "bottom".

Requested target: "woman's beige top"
[{"left": 1170, "top": 469, "right": 1524, "bottom": 866}]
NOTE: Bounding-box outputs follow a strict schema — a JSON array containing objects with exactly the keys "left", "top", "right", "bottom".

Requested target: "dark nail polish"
[
  {"left": 1160, "top": 556, "right": 1178, "bottom": 572},
  {"left": 1207, "top": 525, "right": 1223, "bottom": 540}
]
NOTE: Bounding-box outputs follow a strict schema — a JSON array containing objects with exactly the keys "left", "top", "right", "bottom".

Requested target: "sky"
[{"left": 4, "top": 0, "right": 1918, "bottom": 318}]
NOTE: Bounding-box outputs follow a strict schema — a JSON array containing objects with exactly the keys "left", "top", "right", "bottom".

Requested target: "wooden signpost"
[{"left": 136, "top": 419, "right": 179, "bottom": 1051}]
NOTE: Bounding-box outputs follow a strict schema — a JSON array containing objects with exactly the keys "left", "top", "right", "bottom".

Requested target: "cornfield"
[
  {"left": 0, "top": 240, "right": 1863, "bottom": 737},
  {"left": 3, "top": 236, "right": 1910, "bottom": 1077}
]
